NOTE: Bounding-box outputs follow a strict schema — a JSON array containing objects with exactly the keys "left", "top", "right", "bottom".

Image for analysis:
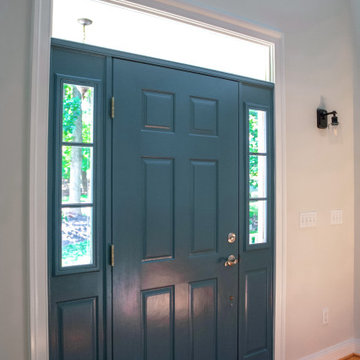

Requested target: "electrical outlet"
[
  {"left": 300, "top": 211, "right": 317, "bottom": 228},
  {"left": 330, "top": 209, "right": 343, "bottom": 225},
  {"left": 322, "top": 308, "right": 329, "bottom": 325}
]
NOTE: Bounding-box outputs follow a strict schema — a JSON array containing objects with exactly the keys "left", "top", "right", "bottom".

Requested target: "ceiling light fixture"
[{"left": 77, "top": 18, "right": 93, "bottom": 43}]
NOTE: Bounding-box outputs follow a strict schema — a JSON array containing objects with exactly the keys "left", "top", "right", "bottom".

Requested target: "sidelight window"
[
  {"left": 248, "top": 109, "right": 268, "bottom": 245},
  {"left": 60, "top": 83, "right": 95, "bottom": 268}
]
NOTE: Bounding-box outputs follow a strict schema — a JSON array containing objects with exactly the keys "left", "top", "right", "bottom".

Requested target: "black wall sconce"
[{"left": 317, "top": 109, "right": 339, "bottom": 129}]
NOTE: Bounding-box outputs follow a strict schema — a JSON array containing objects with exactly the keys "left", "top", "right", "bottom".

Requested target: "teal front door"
[
  {"left": 112, "top": 59, "right": 239, "bottom": 360},
  {"left": 48, "top": 40, "right": 274, "bottom": 360}
]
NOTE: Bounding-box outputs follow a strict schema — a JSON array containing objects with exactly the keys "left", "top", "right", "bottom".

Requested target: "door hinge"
[
  {"left": 111, "top": 96, "right": 115, "bottom": 119},
  {"left": 110, "top": 244, "right": 115, "bottom": 267}
]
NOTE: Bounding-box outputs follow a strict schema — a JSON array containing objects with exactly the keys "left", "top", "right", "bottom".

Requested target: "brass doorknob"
[{"left": 225, "top": 254, "right": 238, "bottom": 267}]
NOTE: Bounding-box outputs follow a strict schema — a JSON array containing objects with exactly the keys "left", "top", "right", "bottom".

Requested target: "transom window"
[{"left": 52, "top": 0, "right": 274, "bottom": 82}]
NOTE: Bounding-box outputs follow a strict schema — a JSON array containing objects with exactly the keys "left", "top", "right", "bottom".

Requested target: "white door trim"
[
  {"left": 29, "top": 1, "right": 286, "bottom": 359},
  {"left": 29, "top": 0, "right": 52, "bottom": 359}
]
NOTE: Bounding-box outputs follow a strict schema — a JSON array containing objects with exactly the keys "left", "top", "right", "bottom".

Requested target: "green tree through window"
[{"left": 61, "top": 84, "right": 94, "bottom": 267}]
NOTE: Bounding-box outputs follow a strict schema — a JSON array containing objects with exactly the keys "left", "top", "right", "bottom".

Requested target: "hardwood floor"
[{"left": 339, "top": 354, "right": 360, "bottom": 360}]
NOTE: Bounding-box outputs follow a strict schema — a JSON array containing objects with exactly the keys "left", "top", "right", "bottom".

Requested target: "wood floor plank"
[{"left": 338, "top": 354, "right": 360, "bottom": 360}]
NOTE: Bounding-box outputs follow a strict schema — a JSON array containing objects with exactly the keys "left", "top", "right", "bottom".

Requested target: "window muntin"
[{"left": 60, "top": 83, "right": 95, "bottom": 267}]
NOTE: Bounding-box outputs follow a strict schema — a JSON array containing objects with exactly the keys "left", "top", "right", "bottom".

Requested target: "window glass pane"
[
  {"left": 249, "top": 200, "right": 267, "bottom": 245},
  {"left": 249, "top": 155, "right": 267, "bottom": 198},
  {"left": 52, "top": 0, "right": 273, "bottom": 82},
  {"left": 62, "top": 146, "right": 93, "bottom": 204},
  {"left": 249, "top": 109, "right": 266, "bottom": 153},
  {"left": 63, "top": 83, "right": 94, "bottom": 143},
  {"left": 61, "top": 207, "right": 93, "bottom": 267}
]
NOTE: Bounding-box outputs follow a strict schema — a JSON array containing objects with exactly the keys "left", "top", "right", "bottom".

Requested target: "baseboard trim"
[{"left": 299, "top": 339, "right": 360, "bottom": 360}]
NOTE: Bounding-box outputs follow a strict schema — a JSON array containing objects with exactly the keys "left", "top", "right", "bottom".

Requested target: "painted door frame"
[{"left": 29, "top": 0, "right": 287, "bottom": 359}]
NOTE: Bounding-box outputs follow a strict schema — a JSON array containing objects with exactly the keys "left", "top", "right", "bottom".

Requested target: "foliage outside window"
[
  {"left": 249, "top": 109, "right": 267, "bottom": 245},
  {"left": 61, "top": 83, "right": 94, "bottom": 267}
]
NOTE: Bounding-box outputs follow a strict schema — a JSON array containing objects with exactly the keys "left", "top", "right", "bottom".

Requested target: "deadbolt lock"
[{"left": 228, "top": 232, "right": 236, "bottom": 243}]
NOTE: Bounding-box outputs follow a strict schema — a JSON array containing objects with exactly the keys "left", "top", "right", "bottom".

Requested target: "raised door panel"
[
  {"left": 58, "top": 298, "right": 98, "bottom": 360},
  {"left": 244, "top": 269, "right": 268, "bottom": 356},
  {"left": 143, "top": 158, "right": 174, "bottom": 260},
  {"left": 191, "top": 160, "right": 218, "bottom": 254},
  {"left": 142, "top": 287, "right": 174, "bottom": 360},
  {"left": 190, "top": 97, "right": 218, "bottom": 136},
  {"left": 143, "top": 90, "right": 175, "bottom": 132},
  {"left": 190, "top": 279, "right": 218, "bottom": 360}
]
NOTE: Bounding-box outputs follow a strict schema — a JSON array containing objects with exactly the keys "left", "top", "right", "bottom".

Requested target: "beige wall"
[
  {"left": 0, "top": 0, "right": 32, "bottom": 359},
  {"left": 0, "top": 0, "right": 356, "bottom": 359}
]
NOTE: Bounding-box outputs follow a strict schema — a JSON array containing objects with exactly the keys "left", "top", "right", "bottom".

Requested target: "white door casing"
[{"left": 29, "top": 1, "right": 287, "bottom": 359}]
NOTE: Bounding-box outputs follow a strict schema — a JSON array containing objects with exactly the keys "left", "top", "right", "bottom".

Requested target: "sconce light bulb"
[{"left": 331, "top": 115, "right": 339, "bottom": 126}]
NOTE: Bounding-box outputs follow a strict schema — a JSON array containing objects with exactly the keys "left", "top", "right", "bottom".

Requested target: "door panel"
[
  {"left": 48, "top": 46, "right": 107, "bottom": 360},
  {"left": 142, "top": 286, "right": 174, "bottom": 360},
  {"left": 238, "top": 83, "right": 274, "bottom": 360},
  {"left": 190, "top": 279, "right": 217, "bottom": 360},
  {"left": 143, "top": 157, "right": 174, "bottom": 260},
  {"left": 112, "top": 59, "right": 239, "bottom": 360},
  {"left": 57, "top": 297, "right": 98, "bottom": 360}
]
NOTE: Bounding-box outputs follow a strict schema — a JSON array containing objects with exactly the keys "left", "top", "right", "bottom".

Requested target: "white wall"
[
  {"left": 0, "top": 0, "right": 32, "bottom": 359},
  {"left": 351, "top": 0, "right": 360, "bottom": 342},
  {"left": 0, "top": 0, "right": 356, "bottom": 359}
]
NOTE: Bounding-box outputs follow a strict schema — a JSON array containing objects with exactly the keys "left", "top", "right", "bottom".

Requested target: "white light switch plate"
[
  {"left": 330, "top": 210, "right": 343, "bottom": 225},
  {"left": 300, "top": 211, "right": 317, "bottom": 228}
]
